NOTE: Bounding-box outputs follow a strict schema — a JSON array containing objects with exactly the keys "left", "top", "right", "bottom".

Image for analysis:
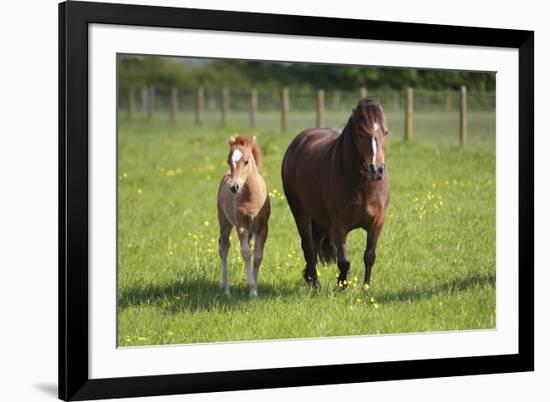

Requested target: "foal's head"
[
  {"left": 226, "top": 135, "right": 262, "bottom": 194},
  {"left": 350, "top": 99, "right": 389, "bottom": 181}
]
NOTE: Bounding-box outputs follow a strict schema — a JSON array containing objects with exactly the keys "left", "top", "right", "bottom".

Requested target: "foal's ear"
[
  {"left": 351, "top": 107, "right": 356, "bottom": 114},
  {"left": 228, "top": 135, "right": 236, "bottom": 145},
  {"left": 252, "top": 135, "right": 256, "bottom": 143}
]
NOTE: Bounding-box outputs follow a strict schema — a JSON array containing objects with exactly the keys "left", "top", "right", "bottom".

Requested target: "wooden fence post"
[
  {"left": 170, "top": 87, "right": 178, "bottom": 124},
  {"left": 128, "top": 86, "right": 135, "bottom": 120},
  {"left": 405, "top": 87, "right": 413, "bottom": 141},
  {"left": 195, "top": 87, "right": 204, "bottom": 126},
  {"left": 250, "top": 89, "right": 258, "bottom": 129},
  {"left": 281, "top": 87, "right": 289, "bottom": 132},
  {"left": 147, "top": 86, "right": 155, "bottom": 119},
  {"left": 360, "top": 86, "right": 368, "bottom": 99},
  {"left": 316, "top": 89, "right": 325, "bottom": 128},
  {"left": 459, "top": 85, "right": 467, "bottom": 146},
  {"left": 222, "top": 87, "right": 229, "bottom": 127}
]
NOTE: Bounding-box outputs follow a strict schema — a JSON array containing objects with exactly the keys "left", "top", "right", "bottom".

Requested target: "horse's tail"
[{"left": 312, "top": 221, "right": 337, "bottom": 265}]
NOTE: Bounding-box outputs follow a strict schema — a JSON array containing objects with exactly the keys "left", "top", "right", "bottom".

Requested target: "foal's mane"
[{"left": 230, "top": 135, "right": 262, "bottom": 168}]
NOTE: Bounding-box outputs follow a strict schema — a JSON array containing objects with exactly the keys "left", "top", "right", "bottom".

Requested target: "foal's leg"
[
  {"left": 334, "top": 230, "right": 350, "bottom": 288},
  {"left": 363, "top": 222, "right": 384, "bottom": 288},
  {"left": 252, "top": 223, "right": 268, "bottom": 293},
  {"left": 237, "top": 228, "right": 256, "bottom": 298},
  {"left": 217, "top": 209, "right": 232, "bottom": 295}
]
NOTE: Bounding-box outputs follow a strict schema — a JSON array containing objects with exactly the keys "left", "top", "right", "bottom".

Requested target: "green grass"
[{"left": 117, "top": 112, "right": 496, "bottom": 346}]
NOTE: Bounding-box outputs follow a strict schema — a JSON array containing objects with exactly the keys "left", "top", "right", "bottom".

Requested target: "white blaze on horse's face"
[
  {"left": 371, "top": 137, "right": 377, "bottom": 165},
  {"left": 228, "top": 148, "right": 247, "bottom": 194},
  {"left": 231, "top": 149, "right": 242, "bottom": 167}
]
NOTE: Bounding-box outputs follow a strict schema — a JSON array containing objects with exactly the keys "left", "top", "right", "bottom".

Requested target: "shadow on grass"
[
  {"left": 118, "top": 277, "right": 301, "bottom": 314},
  {"left": 375, "top": 273, "right": 496, "bottom": 304},
  {"left": 118, "top": 272, "right": 495, "bottom": 314}
]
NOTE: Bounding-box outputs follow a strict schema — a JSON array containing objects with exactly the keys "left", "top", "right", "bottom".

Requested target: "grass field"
[{"left": 117, "top": 111, "right": 496, "bottom": 346}]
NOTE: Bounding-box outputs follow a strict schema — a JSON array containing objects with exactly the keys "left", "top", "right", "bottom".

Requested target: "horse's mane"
[
  {"left": 351, "top": 98, "right": 387, "bottom": 131},
  {"left": 230, "top": 135, "right": 262, "bottom": 168}
]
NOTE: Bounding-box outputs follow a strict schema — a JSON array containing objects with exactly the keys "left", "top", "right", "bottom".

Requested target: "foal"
[{"left": 217, "top": 135, "right": 270, "bottom": 298}]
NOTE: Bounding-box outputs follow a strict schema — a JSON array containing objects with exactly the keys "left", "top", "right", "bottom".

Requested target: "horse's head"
[
  {"left": 226, "top": 135, "right": 262, "bottom": 194},
  {"left": 351, "top": 99, "right": 388, "bottom": 181}
]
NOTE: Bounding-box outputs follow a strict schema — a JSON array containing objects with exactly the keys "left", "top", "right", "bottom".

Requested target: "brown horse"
[
  {"left": 281, "top": 98, "right": 389, "bottom": 289},
  {"left": 217, "top": 135, "right": 270, "bottom": 297}
]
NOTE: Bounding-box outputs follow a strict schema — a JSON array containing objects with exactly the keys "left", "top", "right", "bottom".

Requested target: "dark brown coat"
[{"left": 281, "top": 99, "right": 390, "bottom": 288}]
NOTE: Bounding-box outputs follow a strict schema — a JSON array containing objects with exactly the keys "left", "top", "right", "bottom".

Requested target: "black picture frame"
[{"left": 59, "top": 1, "right": 534, "bottom": 400}]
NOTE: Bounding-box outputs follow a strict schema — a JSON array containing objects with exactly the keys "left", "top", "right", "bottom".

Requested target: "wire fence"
[{"left": 118, "top": 87, "right": 496, "bottom": 148}]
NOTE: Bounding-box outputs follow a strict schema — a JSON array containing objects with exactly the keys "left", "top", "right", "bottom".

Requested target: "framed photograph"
[{"left": 59, "top": 1, "right": 534, "bottom": 400}]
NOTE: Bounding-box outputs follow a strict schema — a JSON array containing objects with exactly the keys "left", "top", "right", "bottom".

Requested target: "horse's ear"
[
  {"left": 228, "top": 135, "right": 236, "bottom": 145},
  {"left": 352, "top": 107, "right": 356, "bottom": 114}
]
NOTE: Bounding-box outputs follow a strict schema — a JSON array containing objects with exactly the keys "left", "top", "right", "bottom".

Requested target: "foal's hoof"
[
  {"left": 222, "top": 287, "right": 231, "bottom": 297},
  {"left": 249, "top": 290, "right": 258, "bottom": 298}
]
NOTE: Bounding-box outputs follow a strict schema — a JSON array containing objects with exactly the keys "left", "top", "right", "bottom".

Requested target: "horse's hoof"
[
  {"left": 305, "top": 277, "right": 320, "bottom": 289},
  {"left": 362, "top": 283, "right": 371, "bottom": 292},
  {"left": 337, "top": 279, "right": 350, "bottom": 290},
  {"left": 222, "top": 288, "right": 231, "bottom": 296},
  {"left": 249, "top": 290, "right": 258, "bottom": 298}
]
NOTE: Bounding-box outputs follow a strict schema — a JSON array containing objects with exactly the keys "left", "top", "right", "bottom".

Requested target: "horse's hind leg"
[
  {"left": 217, "top": 208, "right": 232, "bottom": 295},
  {"left": 287, "top": 197, "right": 319, "bottom": 287},
  {"left": 297, "top": 217, "right": 320, "bottom": 288}
]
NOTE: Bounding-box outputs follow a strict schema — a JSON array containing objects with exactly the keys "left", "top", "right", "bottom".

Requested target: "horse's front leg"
[
  {"left": 363, "top": 221, "right": 384, "bottom": 289},
  {"left": 334, "top": 230, "right": 350, "bottom": 288},
  {"left": 237, "top": 228, "right": 256, "bottom": 298}
]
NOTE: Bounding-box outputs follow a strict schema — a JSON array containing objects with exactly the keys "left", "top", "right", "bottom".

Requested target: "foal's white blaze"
[
  {"left": 371, "top": 138, "right": 377, "bottom": 165},
  {"left": 231, "top": 149, "right": 242, "bottom": 167}
]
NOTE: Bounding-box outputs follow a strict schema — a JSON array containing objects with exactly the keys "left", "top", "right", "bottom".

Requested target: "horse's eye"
[
  {"left": 244, "top": 160, "right": 249, "bottom": 165},
  {"left": 384, "top": 130, "right": 389, "bottom": 136}
]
